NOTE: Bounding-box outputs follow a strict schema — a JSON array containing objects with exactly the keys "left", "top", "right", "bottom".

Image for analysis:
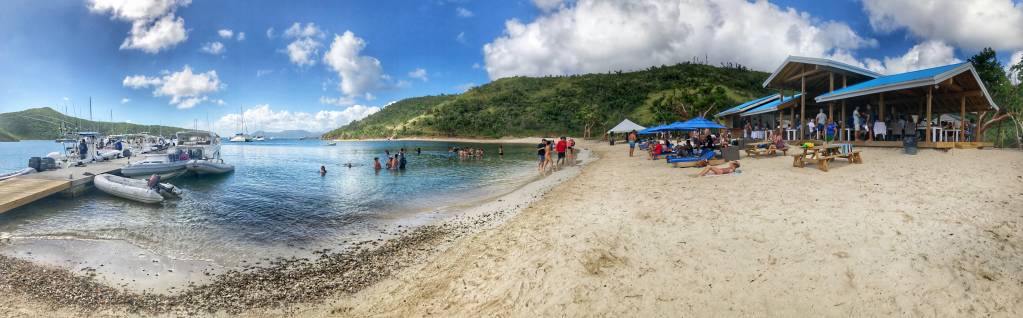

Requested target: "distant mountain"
[
  {"left": 251, "top": 130, "right": 323, "bottom": 139},
  {"left": 323, "top": 62, "right": 771, "bottom": 139},
  {"left": 0, "top": 107, "right": 188, "bottom": 140}
]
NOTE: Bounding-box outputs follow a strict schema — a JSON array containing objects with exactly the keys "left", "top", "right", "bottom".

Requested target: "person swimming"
[
  {"left": 319, "top": 165, "right": 327, "bottom": 176},
  {"left": 373, "top": 157, "right": 382, "bottom": 170}
]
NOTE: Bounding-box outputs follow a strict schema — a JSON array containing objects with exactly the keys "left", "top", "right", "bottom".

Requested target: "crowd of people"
[
  {"left": 450, "top": 146, "right": 489, "bottom": 160},
  {"left": 536, "top": 137, "right": 575, "bottom": 172},
  {"left": 638, "top": 128, "right": 732, "bottom": 159},
  {"left": 744, "top": 105, "right": 975, "bottom": 142}
]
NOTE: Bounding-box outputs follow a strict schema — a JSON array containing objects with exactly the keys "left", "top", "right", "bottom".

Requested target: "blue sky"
[{"left": 1, "top": 0, "right": 1021, "bottom": 134}]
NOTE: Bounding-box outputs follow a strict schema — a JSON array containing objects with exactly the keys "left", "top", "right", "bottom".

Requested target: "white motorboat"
[
  {"left": 177, "top": 131, "right": 235, "bottom": 175},
  {"left": 97, "top": 149, "right": 121, "bottom": 160},
  {"left": 253, "top": 135, "right": 265, "bottom": 141},
  {"left": 0, "top": 167, "right": 36, "bottom": 181},
  {"left": 229, "top": 133, "right": 251, "bottom": 142},
  {"left": 94, "top": 174, "right": 181, "bottom": 204}
]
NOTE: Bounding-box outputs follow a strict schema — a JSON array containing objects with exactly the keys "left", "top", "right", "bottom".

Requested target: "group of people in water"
[
  {"left": 450, "top": 146, "right": 497, "bottom": 160},
  {"left": 536, "top": 136, "right": 576, "bottom": 172}
]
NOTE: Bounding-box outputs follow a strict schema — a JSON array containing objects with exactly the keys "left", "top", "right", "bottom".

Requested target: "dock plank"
[{"left": 0, "top": 178, "right": 71, "bottom": 214}]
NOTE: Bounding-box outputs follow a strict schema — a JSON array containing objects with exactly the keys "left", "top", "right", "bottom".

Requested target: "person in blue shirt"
[{"left": 826, "top": 121, "right": 837, "bottom": 142}]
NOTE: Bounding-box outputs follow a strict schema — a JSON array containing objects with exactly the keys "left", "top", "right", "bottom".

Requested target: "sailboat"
[{"left": 229, "top": 106, "right": 251, "bottom": 142}]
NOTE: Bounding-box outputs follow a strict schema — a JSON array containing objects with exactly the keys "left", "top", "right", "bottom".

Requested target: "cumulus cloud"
[
  {"left": 218, "top": 29, "right": 233, "bottom": 39},
  {"left": 408, "top": 68, "right": 428, "bottom": 81},
  {"left": 456, "top": 7, "right": 474, "bottom": 18},
  {"left": 280, "top": 22, "right": 325, "bottom": 67},
  {"left": 286, "top": 38, "right": 321, "bottom": 67},
  {"left": 861, "top": 0, "right": 1023, "bottom": 51},
  {"left": 122, "top": 65, "right": 225, "bottom": 109},
  {"left": 200, "top": 41, "right": 225, "bottom": 55},
  {"left": 120, "top": 98, "right": 131, "bottom": 104},
  {"left": 236, "top": 32, "right": 245, "bottom": 41},
  {"left": 283, "top": 22, "right": 324, "bottom": 39},
  {"left": 323, "top": 31, "right": 386, "bottom": 103},
  {"left": 861, "top": 41, "right": 962, "bottom": 75},
  {"left": 88, "top": 0, "right": 191, "bottom": 53},
  {"left": 482, "top": 0, "right": 878, "bottom": 79},
  {"left": 214, "top": 104, "right": 380, "bottom": 134}
]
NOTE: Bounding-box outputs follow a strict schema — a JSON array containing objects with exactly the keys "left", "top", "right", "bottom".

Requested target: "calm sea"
[{"left": 0, "top": 139, "right": 538, "bottom": 265}]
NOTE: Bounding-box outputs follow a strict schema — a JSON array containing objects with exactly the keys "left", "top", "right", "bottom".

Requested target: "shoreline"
[
  {"left": 331, "top": 136, "right": 556, "bottom": 144},
  {"left": 0, "top": 147, "right": 597, "bottom": 316}
]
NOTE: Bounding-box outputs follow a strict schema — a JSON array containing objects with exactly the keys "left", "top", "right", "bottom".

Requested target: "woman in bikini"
[{"left": 697, "top": 161, "right": 740, "bottom": 177}]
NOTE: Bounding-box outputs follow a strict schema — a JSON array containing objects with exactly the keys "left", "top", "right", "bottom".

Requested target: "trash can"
[{"left": 903, "top": 136, "right": 918, "bottom": 155}]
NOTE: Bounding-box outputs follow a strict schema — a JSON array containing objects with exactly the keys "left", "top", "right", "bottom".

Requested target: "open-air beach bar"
[{"left": 717, "top": 56, "right": 999, "bottom": 148}]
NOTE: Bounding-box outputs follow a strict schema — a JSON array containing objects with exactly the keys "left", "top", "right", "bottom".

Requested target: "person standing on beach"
[
  {"left": 627, "top": 130, "right": 638, "bottom": 157},
  {"left": 545, "top": 140, "right": 554, "bottom": 171},
  {"left": 555, "top": 137, "right": 568, "bottom": 169},
  {"left": 567, "top": 138, "right": 575, "bottom": 164},
  {"left": 536, "top": 139, "right": 547, "bottom": 172}
]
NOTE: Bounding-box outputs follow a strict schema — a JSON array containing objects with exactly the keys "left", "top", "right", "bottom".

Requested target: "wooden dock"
[{"left": 0, "top": 156, "right": 132, "bottom": 214}]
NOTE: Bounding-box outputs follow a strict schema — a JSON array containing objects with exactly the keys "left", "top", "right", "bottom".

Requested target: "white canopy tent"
[{"left": 607, "top": 119, "right": 646, "bottom": 134}]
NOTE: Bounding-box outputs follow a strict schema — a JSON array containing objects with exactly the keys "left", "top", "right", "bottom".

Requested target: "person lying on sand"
[{"left": 697, "top": 161, "right": 740, "bottom": 177}]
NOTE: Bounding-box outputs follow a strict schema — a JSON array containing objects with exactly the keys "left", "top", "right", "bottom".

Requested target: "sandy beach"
[
  {"left": 311, "top": 141, "right": 1023, "bottom": 317},
  {"left": 331, "top": 136, "right": 545, "bottom": 144},
  {"left": 3, "top": 141, "right": 1023, "bottom": 317}
]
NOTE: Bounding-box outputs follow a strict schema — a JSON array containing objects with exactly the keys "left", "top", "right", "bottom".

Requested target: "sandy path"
[{"left": 318, "top": 142, "right": 1023, "bottom": 317}]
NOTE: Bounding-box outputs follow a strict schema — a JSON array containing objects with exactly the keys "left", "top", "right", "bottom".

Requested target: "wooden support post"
[
  {"left": 828, "top": 72, "right": 834, "bottom": 124},
  {"left": 840, "top": 75, "right": 847, "bottom": 140},
  {"left": 800, "top": 71, "right": 806, "bottom": 139},
  {"left": 960, "top": 95, "right": 966, "bottom": 141},
  {"left": 879, "top": 93, "right": 885, "bottom": 122},
  {"left": 926, "top": 87, "right": 933, "bottom": 143}
]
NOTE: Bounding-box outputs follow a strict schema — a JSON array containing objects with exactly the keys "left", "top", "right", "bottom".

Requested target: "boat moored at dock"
[{"left": 93, "top": 173, "right": 181, "bottom": 204}]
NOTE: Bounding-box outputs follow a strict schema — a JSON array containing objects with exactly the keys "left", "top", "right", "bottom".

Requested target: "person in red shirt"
[{"left": 555, "top": 136, "right": 568, "bottom": 168}]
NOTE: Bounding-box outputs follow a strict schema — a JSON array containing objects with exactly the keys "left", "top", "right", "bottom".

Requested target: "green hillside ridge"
[
  {"left": 324, "top": 63, "right": 772, "bottom": 139},
  {"left": 0, "top": 107, "right": 188, "bottom": 140},
  {"left": 0, "top": 128, "right": 17, "bottom": 142}
]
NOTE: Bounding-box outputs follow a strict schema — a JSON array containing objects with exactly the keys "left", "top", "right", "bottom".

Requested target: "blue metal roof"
[
  {"left": 817, "top": 63, "right": 966, "bottom": 100},
  {"left": 715, "top": 94, "right": 779, "bottom": 117},
  {"left": 741, "top": 94, "right": 801, "bottom": 117}
]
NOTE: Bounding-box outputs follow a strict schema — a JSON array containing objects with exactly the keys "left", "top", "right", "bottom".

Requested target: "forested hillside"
[
  {"left": 324, "top": 62, "right": 771, "bottom": 139},
  {"left": 0, "top": 107, "right": 187, "bottom": 140}
]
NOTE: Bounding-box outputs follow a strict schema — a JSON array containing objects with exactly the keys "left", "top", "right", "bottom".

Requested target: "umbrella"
[{"left": 674, "top": 117, "right": 726, "bottom": 130}]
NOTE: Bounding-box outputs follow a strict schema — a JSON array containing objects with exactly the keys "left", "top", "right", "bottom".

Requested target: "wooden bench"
[
  {"left": 792, "top": 150, "right": 862, "bottom": 172},
  {"left": 746, "top": 145, "right": 789, "bottom": 158},
  {"left": 834, "top": 150, "right": 863, "bottom": 164}
]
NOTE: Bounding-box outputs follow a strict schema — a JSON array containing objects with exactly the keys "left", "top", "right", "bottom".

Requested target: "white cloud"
[
  {"left": 861, "top": 0, "right": 1023, "bottom": 51},
  {"left": 323, "top": 31, "right": 386, "bottom": 102},
  {"left": 88, "top": 0, "right": 190, "bottom": 21},
  {"left": 200, "top": 41, "right": 225, "bottom": 55},
  {"left": 532, "top": 0, "right": 565, "bottom": 12},
  {"left": 455, "top": 83, "right": 476, "bottom": 92},
  {"left": 456, "top": 7, "right": 474, "bottom": 18},
  {"left": 218, "top": 29, "right": 234, "bottom": 39},
  {"left": 1008, "top": 51, "right": 1023, "bottom": 85},
  {"left": 214, "top": 104, "right": 380, "bottom": 134},
  {"left": 861, "top": 41, "right": 962, "bottom": 75},
  {"left": 236, "top": 32, "right": 245, "bottom": 41},
  {"left": 482, "top": 0, "right": 878, "bottom": 79},
  {"left": 456, "top": 31, "right": 466, "bottom": 44},
  {"left": 266, "top": 27, "right": 275, "bottom": 39},
  {"left": 286, "top": 38, "right": 321, "bottom": 67},
  {"left": 283, "top": 22, "right": 324, "bottom": 39},
  {"left": 472, "top": 62, "right": 481, "bottom": 69},
  {"left": 89, "top": 0, "right": 191, "bottom": 53},
  {"left": 408, "top": 68, "right": 428, "bottom": 81},
  {"left": 122, "top": 65, "right": 225, "bottom": 109},
  {"left": 120, "top": 98, "right": 131, "bottom": 104}
]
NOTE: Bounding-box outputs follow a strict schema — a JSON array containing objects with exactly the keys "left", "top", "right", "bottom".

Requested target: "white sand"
[{"left": 316, "top": 142, "right": 1023, "bottom": 317}]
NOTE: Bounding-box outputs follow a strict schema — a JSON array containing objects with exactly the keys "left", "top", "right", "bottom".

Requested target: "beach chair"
[{"left": 665, "top": 151, "right": 721, "bottom": 168}]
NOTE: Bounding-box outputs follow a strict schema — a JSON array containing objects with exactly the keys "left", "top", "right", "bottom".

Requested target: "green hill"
[
  {"left": 0, "top": 128, "right": 17, "bottom": 142},
  {"left": 0, "top": 107, "right": 187, "bottom": 140},
  {"left": 324, "top": 63, "right": 771, "bottom": 139}
]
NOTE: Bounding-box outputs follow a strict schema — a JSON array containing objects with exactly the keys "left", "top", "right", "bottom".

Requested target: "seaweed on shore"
[{"left": 0, "top": 225, "right": 450, "bottom": 315}]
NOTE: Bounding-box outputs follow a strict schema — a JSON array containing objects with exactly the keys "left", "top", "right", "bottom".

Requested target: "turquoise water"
[{"left": 0, "top": 139, "right": 538, "bottom": 265}]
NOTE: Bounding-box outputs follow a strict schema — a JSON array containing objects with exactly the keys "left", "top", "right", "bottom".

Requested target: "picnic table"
[
  {"left": 744, "top": 141, "right": 786, "bottom": 158},
  {"left": 791, "top": 144, "right": 863, "bottom": 171}
]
